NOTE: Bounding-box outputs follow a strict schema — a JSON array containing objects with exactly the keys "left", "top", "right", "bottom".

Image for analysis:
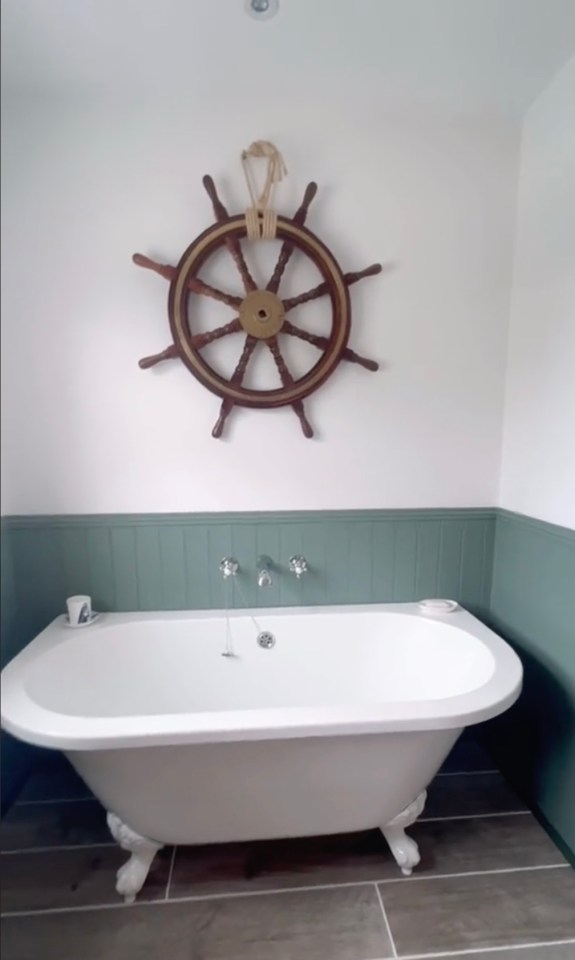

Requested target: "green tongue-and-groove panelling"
[
  {"left": 2, "top": 508, "right": 495, "bottom": 633},
  {"left": 486, "top": 509, "right": 575, "bottom": 861}
]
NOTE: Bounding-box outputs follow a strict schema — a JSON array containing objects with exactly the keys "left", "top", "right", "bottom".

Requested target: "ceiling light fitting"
[{"left": 245, "top": 0, "right": 279, "bottom": 21}]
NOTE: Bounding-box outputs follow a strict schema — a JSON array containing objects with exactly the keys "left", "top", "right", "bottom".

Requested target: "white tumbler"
[{"left": 66, "top": 595, "right": 92, "bottom": 626}]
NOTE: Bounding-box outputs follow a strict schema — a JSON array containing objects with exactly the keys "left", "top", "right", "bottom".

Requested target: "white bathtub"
[{"left": 1, "top": 603, "right": 522, "bottom": 902}]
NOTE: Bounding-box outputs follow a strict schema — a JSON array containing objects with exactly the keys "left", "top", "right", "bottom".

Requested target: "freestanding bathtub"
[{"left": 1, "top": 602, "right": 522, "bottom": 902}]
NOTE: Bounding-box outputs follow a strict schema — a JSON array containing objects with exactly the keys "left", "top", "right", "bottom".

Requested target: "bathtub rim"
[{"left": 0, "top": 603, "right": 523, "bottom": 751}]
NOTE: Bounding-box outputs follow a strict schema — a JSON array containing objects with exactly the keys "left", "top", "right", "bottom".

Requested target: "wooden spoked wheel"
[{"left": 135, "top": 176, "right": 381, "bottom": 438}]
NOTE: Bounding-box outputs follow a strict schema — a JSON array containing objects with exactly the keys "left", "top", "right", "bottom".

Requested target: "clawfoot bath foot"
[
  {"left": 107, "top": 813, "right": 164, "bottom": 903},
  {"left": 381, "top": 790, "right": 427, "bottom": 875}
]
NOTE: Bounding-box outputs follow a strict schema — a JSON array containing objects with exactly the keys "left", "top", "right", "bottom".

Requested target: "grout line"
[
  {"left": 418, "top": 811, "right": 530, "bottom": 823},
  {"left": 2, "top": 864, "right": 570, "bottom": 918},
  {"left": 1, "top": 843, "right": 117, "bottom": 856},
  {"left": 164, "top": 878, "right": 374, "bottom": 903},
  {"left": 375, "top": 863, "right": 571, "bottom": 884},
  {"left": 164, "top": 847, "right": 177, "bottom": 901},
  {"left": 1, "top": 882, "right": 377, "bottom": 917},
  {"left": 435, "top": 770, "right": 498, "bottom": 778},
  {"left": 393, "top": 938, "right": 575, "bottom": 959},
  {"left": 373, "top": 882, "right": 397, "bottom": 959}
]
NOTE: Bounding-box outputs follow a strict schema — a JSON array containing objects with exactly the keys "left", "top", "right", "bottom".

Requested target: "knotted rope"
[{"left": 241, "top": 140, "right": 287, "bottom": 240}]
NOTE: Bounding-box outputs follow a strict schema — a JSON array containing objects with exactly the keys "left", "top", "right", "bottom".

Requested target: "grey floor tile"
[
  {"left": 380, "top": 865, "right": 575, "bottom": 955},
  {"left": 411, "top": 812, "right": 566, "bottom": 875},
  {"left": 424, "top": 771, "right": 527, "bottom": 818},
  {"left": 169, "top": 811, "right": 565, "bottom": 898},
  {"left": 170, "top": 840, "right": 264, "bottom": 896},
  {"left": 2, "top": 886, "right": 393, "bottom": 960},
  {"left": 1, "top": 845, "right": 172, "bottom": 912},
  {"left": 17, "top": 767, "right": 93, "bottom": 803},
  {"left": 442, "top": 944, "right": 575, "bottom": 960},
  {"left": 2, "top": 903, "right": 193, "bottom": 960},
  {"left": 170, "top": 831, "right": 398, "bottom": 897},
  {"left": 0, "top": 800, "right": 110, "bottom": 851},
  {"left": 191, "top": 885, "right": 393, "bottom": 960},
  {"left": 440, "top": 735, "right": 495, "bottom": 772}
]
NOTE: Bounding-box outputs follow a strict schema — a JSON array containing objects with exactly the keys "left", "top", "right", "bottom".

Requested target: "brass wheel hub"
[{"left": 239, "top": 289, "right": 285, "bottom": 339}]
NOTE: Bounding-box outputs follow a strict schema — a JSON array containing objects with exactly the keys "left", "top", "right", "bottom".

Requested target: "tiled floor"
[{"left": 1, "top": 739, "right": 574, "bottom": 960}]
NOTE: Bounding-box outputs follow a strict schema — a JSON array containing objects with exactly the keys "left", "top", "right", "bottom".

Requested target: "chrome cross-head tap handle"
[
  {"left": 289, "top": 555, "right": 308, "bottom": 578},
  {"left": 219, "top": 557, "right": 239, "bottom": 579}
]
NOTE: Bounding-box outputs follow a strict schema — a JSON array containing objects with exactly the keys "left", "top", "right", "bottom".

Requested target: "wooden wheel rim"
[{"left": 168, "top": 215, "right": 351, "bottom": 408}]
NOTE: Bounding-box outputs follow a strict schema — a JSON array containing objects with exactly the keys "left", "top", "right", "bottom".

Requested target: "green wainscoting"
[
  {"left": 487, "top": 510, "right": 575, "bottom": 862},
  {"left": 0, "top": 523, "right": 41, "bottom": 812},
  {"left": 1, "top": 524, "right": 17, "bottom": 667},
  {"left": 3, "top": 507, "right": 495, "bottom": 622}
]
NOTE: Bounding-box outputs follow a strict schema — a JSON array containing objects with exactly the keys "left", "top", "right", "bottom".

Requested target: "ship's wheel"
[{"left": 135, "top": 174, "right": 382, "bottom": 438}]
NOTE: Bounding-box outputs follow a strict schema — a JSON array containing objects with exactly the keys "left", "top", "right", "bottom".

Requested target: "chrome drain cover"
[{"left": 257, "top": 631, "right": 276, "bottom": 649}]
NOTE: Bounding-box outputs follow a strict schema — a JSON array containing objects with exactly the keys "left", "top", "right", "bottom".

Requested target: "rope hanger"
[{"left": 241, "top": 140, "right": 287, "bottom": 240}]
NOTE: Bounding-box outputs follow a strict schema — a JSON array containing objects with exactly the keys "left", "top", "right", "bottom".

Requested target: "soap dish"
[
  {"left": 63, "top": 613, "right": 102, "bottom": 629},
  {"left": 417, "top": 599, "right": 459, "bottom": 615}
]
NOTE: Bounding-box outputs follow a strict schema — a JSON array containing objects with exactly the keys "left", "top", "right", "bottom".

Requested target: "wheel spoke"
[
  {"left": 189, "top": 278, "right": 242, "bottom": 309},
  {"left": 133, "top": 253, "right": 176, "bottom": 281},
  {"left": 231, "top": 335, "right": 258, "bottom": 385},
  {"left": 267, "top": 337, "right": 314, "bottom": 437},
  {"left": 191, "top": 318, "right": 242, "bottom": 350},
  {"left": 283, "top": 320, "right": 378, "bottom": 371},
  {"left": 282, "top": 263, "right": 383, "bottom": 313},
  {"left": 202, "top": 175, "right": 257, "bottom": 293},
  {"left": 138, "top": 344, "right": 179, "bottom": 369},
  {"left": 266, "top": 182, "right": 318, "bottom": 294},
  {"left": 212, "top": 335, "right": 258, "bottom": 438},
  {"left": 139, "top": 318, "right": 242, "bottom": 367},
  {"left": 133, "top": 253, "right": 241, "bottom": 309},
  {"left": 225, "top": 240, "right": 258, "bottom": 293}
]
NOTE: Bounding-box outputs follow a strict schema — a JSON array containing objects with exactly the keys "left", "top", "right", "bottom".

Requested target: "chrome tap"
[
  {"left": 257, "top": 555, "right": 273, "bottom": 588},
  {"left": 288, "top": 555, "right": 308, "bottom": 578},
  {"left": 219, "top": 557, "right": 239, "bottom": 579}
]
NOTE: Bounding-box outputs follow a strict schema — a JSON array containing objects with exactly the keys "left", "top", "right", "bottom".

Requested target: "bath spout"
[{"left": 257, "top": 555, "right": 273, "bottom": 588}]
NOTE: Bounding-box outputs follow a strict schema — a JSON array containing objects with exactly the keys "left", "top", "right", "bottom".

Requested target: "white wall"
[
  {"left": 1, "top": 92, "right": 518, "bottom": 514},
  {"left": 499, "top": 56, "right": 575, "bottom": 529}
]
